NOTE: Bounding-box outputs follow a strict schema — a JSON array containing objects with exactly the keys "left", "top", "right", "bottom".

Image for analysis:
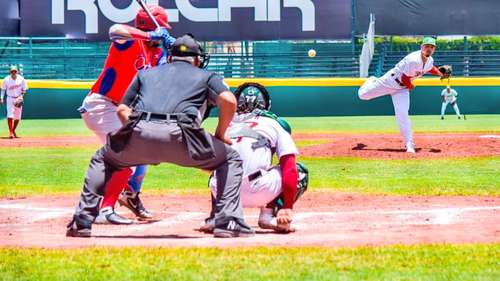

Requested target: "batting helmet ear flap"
[{"left": 234, "top": 82, "right": 271, "bottom": 113}]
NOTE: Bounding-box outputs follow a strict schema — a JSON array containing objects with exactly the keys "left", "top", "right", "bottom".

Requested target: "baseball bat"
[{"left": 135, "top": 0, "right": 161, "bottom": 30}]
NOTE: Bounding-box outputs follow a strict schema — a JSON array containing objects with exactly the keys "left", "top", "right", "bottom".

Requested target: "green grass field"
[
  {"left": 1, "top": 245, "right": 498, "bottom": 281},
  {"left": 3, "top": 114, "right": 499, "bottom": 137},
  {"left": 1, "top": 115, "right": 498, "bottom": 280}
]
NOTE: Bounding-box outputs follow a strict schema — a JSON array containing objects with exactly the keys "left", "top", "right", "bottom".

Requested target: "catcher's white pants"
[
  {"left": 210, "top": 167, "right": 282, "bottom": 208},
  {"left": 6, "top": 96, "right": 22, "bottom": 120},
  {"left": 80, "top": 93, "right": 122, "bottom": 144},
  {"left": 358, "top": 77, "right": 413, "bottom": 144},
  {"left": 441, "top": 100, "right": 461, "bottom": 117}
]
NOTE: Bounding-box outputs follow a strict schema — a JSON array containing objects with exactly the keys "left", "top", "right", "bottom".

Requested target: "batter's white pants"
[
  {"left": 80, "top": 93, "right": 122, "bottom": 144},
  {"left": 210, "top": 166, "right": 282, "bottom": 208},
  {"left": 358, "top": 77, "right": 413, "bottom": 144},
  {"left": 6, "top": 96, "right": 22, "bottom": 120},
  {"left": 441, "top": 100, "right": 461, "bottom": 117}
]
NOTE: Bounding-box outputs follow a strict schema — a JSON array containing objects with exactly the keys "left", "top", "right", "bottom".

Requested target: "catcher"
[
  {"left": 200, "top": 83, "right": 309, "bottom": 233},
  {"left": 1, "top": 66, "right": 28, "bottom": 138},
  {"left": 358, "top": 37, "right": 451, "bottom": 153}
]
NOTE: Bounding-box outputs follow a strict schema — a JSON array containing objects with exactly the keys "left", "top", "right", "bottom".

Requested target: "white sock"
[{"left": 452, "top": 104, "right": 461, "bottom": 116}]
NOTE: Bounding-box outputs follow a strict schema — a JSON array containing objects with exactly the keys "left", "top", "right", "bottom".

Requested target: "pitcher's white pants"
[{"left": 358, "top": 77, "right": 413, "bottom": 144}]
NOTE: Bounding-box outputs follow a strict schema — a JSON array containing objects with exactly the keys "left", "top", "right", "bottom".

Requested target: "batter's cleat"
[
  {"left": 118, "top": 190, "right": 152, "bottom": 219},
  {"left": 94, "top": 207, "right": 133, "bottom": 225},
  {"left": 8, "top": 133, "right": 14, "bottom": 139},
  {"left": 198, "top": 217, "right": 215, "bottom": 233},
  {"left": 213, "top": 219, "right": 255, "bottom": 238},
  {"left": 406, "top": 141, "right": 416, "bottom": 154},
  {"left": 66, "top": 217, "right": 91, "bottom": 238}
]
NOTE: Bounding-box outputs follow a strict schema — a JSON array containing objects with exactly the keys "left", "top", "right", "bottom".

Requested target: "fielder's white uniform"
[
  {"left": 440, "top": 88, "right": 461, "bottom": 117},
  {"left": 209, "top": 113, "right": 299, "bottom": 208},
  {"left": 358, "top": 50, "right": 434, "bottom": 145},
  {"left": 1, "top": 75, "right": 28, "bottom": 120}
]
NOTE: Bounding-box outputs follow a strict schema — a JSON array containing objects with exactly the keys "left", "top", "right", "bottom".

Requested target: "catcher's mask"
[{"left": 234, "top": 82, "right": 271, "bottom": 114}]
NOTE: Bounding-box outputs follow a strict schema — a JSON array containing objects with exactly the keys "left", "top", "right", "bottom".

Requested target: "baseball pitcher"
[
  {"left": 78, "top": 5, "right": 175, "bottom": 224},
  {"left": 1, "top": 66, "right": 28, "bottom": 139},
  {"left": 358, "top": 37, "right": 451, "bottom": 153},
  {"left": 200, "top": 83, "right": 309, "bottom": 233},
  {"left": 440, "top": 86, "right": 462, "bottom": 119}
]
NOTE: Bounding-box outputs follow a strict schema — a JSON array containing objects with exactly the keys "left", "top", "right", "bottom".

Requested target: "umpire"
[{"left": 67, "top": 35, "right": 254, "bottom": 238}]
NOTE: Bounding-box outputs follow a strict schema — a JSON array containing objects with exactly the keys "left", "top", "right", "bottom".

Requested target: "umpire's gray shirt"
[{"left": 122, "top": 60, "right": 229, "bottom": 122}]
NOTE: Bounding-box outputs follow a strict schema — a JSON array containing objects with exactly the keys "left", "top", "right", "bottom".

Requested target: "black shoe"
[
  {"left": 94, "top": 207, "right": 133, "bottom": 225},
  {"left": 441, "top": 116, "right": 444, "bottom": 120},
  {"left": 66, "top": 216, "right": 92, "bottom": 237},
  {"left": 458, "top": 116, "right": 461, "bottom": 119},
  {"left": 118, "top": 191, "right": 152, "bottom": 219},
  {"left": 213, "top": 219, "right": 255, "bottom": 238}
]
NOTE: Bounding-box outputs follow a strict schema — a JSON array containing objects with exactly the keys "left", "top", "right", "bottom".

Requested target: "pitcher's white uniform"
[
  {"left": 209, "top": 114, "right": 299, "bottom": 208},
  {"left": 358, "top": 51, "right": 434, "bottom": 146},
  {"left": 2, "top": 74, "right": 28, "bottom": 120}
]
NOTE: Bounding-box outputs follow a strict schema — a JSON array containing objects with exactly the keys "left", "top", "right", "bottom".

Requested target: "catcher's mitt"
[
  {"left": 438, "top": 65, "right": 452, "bottom": 79},
  {"left": 13, "top": 97, "right": 24, "bottom": 108}
]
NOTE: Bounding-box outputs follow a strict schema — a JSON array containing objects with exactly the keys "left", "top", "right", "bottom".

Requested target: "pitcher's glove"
[
  {"left": 438, "top": 65, "right": 452, "bottom": 79},
  {"left": 13, "top": 96, "right": 24, "bottom": 108}
]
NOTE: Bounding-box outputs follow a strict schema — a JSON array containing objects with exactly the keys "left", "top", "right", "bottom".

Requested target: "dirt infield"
[
  {"left": 2, "top": 133, "right": 499, "bottom": 158},
  {"left": 299, "top": 133, "right": 500, "bottom": 158},
  {"left": 0, "top": 193, "right": 498, "bottom": 248}
]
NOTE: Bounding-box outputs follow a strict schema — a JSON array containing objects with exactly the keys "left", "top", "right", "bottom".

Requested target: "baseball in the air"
[{"left": 308, "top": 49, "right": 317, "bottom": 58}]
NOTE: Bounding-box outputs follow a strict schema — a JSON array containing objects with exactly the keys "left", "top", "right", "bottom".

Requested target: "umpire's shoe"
[
  {"left": 94, "top": 207, "right": 133, "bottom": 225},
  {"left": 118, "top": 190, "right": 152, "bottom": 219},
  {"left": 66, "top": 215, "right": 92, "bottom": 237},
  {"left": 213, "top": 219, "right": 255, "bottom": 238}
]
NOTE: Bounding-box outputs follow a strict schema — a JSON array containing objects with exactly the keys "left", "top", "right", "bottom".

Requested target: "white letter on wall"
[
  {"left": 176, "top": 0, "right": 217, "bottom": 22},
  {"left": 68, "top": 0, "right": 99, "bottom": 34},
  {"left": 219, "top": 0, "right": 267, "bottom": 22},
  {"left": 284, "top": 0, "right": 315, "bottom": 31},
  {"left": 52, "top": 0, "right": 65, "bottom": 24}
]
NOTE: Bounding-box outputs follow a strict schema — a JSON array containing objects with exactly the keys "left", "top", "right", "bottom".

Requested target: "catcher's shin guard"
[{"left": 271, "top": 162, "right": 309, "bottom": 213}]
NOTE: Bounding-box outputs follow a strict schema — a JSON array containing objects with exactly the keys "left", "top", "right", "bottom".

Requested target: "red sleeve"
[
  {"left": 400, "top": 74, "right": 415, "bottom": 90},
  {"left": 428, "top": 66, "right": 441, "bottom": 76},
  {"left": 279, "top": 154, "right": 298, "bottom": 209}
]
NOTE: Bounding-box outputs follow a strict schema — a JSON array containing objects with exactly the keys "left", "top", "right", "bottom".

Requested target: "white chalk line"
[
  {"left": 1, "top": 203, "right": 499, "bottom": 229},
  {"left": 479, "top": 135, "right": 500, "bottom": 139}
]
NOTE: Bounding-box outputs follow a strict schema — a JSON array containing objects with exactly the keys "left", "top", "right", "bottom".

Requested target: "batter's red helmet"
[{"left": 135, "top": 5, "right": 171, "bottom": 31}]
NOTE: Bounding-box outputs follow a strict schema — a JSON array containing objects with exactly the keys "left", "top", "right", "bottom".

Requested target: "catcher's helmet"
[
  {"left": 135, "top": 5, "right": 171, "bottom": 31},
  {"left": 234, "top": 82, "right": 271, "bottom": 114}
]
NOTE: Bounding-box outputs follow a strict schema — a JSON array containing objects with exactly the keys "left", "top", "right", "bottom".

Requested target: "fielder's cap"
[
  {"left": 171, "top": 35, "right": 202, "bottom": 57},
  {"left": 422, "top": 37, "right": 437, "bottom": 46},
  {"left": 9, "top": 65, "right": 18, "bottom": 73}
]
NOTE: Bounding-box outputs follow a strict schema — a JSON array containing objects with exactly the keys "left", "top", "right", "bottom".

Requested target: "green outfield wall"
[{"left": 1, "top": 78, "right": 499, "bottom": 119}]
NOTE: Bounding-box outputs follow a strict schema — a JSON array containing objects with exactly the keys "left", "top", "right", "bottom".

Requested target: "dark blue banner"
[{"left": 20, "top": 0, "right": 352, "bottom": 41}]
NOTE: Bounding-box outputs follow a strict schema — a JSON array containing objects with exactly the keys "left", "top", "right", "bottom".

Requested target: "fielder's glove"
[
  {"left": 13, "top": 96, "right": 24, "bottom": 108},
  {"left": 438, "top": 65, "right": 452, "bottom": 79}
]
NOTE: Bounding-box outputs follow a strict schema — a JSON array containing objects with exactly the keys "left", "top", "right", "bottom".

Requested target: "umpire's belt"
[{"left": 136, "top": 112, "right": 187, "bottom": 122}]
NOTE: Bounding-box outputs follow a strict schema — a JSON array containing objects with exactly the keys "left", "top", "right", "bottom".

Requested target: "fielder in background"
[
  {"left": 78, "top": 4, "right": 175, "bottom": 224},
  {"left": 200, "top": 83, "right": 309, "bottom": 234},
  {"left": 358, "top": 37, "right": 451, "bottom": 153},
  {"left": 440, "top": 86, "right": 463, "bottom": 120},
  {"left": 1, "top": 66, "right": 28, "bottom": 139}
]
